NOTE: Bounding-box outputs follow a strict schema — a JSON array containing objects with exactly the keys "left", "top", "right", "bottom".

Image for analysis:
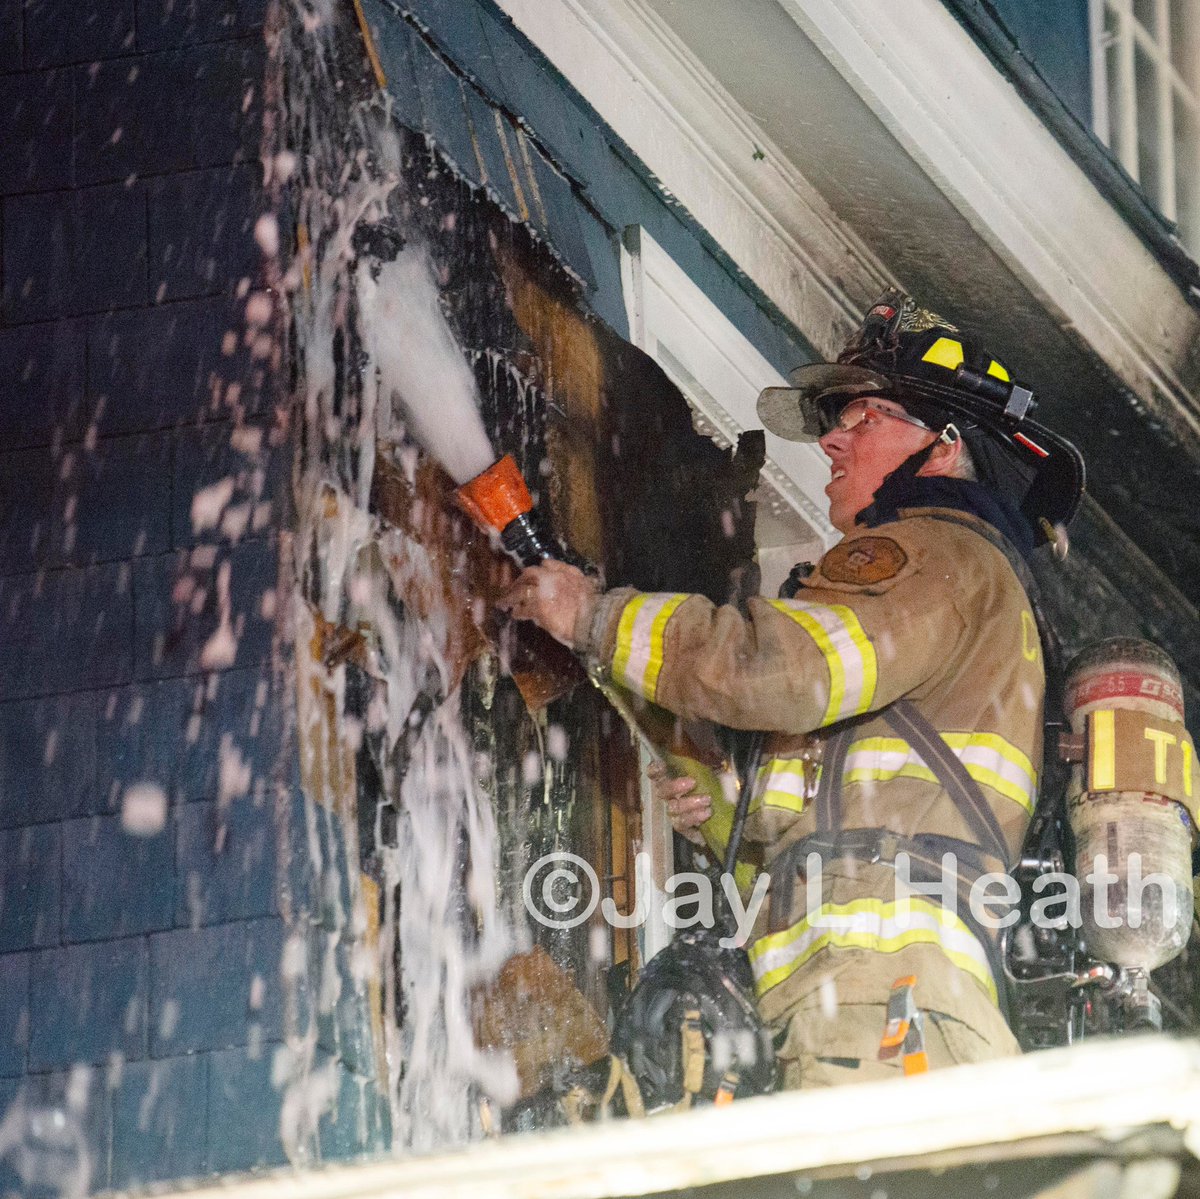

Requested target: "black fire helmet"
[{"left": 757, "top": 290, "right": 1085, "bottom": 545}]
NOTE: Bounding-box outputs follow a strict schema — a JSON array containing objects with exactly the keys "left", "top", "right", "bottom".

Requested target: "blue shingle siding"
[
  {"left": 132, "top": 538, "right": 278, "bottom": 681},
  {"left": 2, "top": 183, "right": 152, "bottom": 323},
  {"left": 0, "top": 692, "right": 99, "bottom": 828},
  {"left": 317, "top": 1055, "right": 390, "bottom": 1159},
  {"left": 397, "top": 0, "right": 509, "bottom": 109},
  {"left": 149, "top": 917, "right": 285, "bottom": 1055},
  {"left": 0, "top": 318, "right": 87, "bottom": 450},
  {"left": 75, "top": 53, "right": 195, "bottom": 185},
  {"left": 0, "top": 563, "right": 135, "bottom": 701},
  {"left": 61, "top": 812, "right": 176, "bottom": 942},
  {"left": 461, "top": 82, "right": 521, "bottom": 216},
  {"left": 205, "top": 1045, "right": 288, "bottom": 1173},
  {"left": 95, "top": 666, "right": 281, "bottom": 812},
  {"left": 88, "top": 296, "right": 268, "bottom": 437},
  {"left": 362, "top": 0, "right": 424, "bottom": 128},
  {"left": 22, "top": 0, "right": 135, "bottom": 68},
  {"left": 0, "top": 0, "right": 20, "bottom": 72},
  {"left": 410, "top": 39, "right": 480, "bottom": 181},
  {"left": 170, "top": 664, "right": 283, "bottom": 801},
  {"left": 96, "top": 678, "right": 188, "bottom": 812},
  {"left": 148, "top": 165, "right": 265, "bottom": 303},
  {"left": 176, "top": 797, "right": 279, "bottom": 927},
  {"left": 521, "top": 136, "right": 595, "bottom": 287},
  {"left": 135, "top": 0, "right": 241, "bottom": 53},
  {"left": 171, "top": 420, "right": 281, "bottom": 551},
  {"left": 110, "top": 1052, "right": 210, "bottom": 1187},
  {"left": 0, "top": 0, "right": 328, "bottom": 1180},
  {"left": 0, "top": 68, "right": 75, "bottom": 195},
  {"left": 0, "top": 952, "right": 30, "bottom": 1076},
  {"left": 29, "top": 936, "right": 149, "bottom": 1069},
  {"left": 0, "top": 821, "right": 61, "bottom": 953},
  {"left": 20, "top": 1065, "right": 116, "bottom": 1190},
  {"left": 0, "top": 435, "right": 173, "bottom": 576}
]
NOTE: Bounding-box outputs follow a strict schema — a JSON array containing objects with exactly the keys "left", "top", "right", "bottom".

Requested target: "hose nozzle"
[{"left": 456, "top": 454, "right": 558, "bottom": 567}]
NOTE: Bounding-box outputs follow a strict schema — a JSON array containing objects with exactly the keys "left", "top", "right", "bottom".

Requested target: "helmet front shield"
[{"left": 757, "top": 363, "right": 894, "bottom": 442}]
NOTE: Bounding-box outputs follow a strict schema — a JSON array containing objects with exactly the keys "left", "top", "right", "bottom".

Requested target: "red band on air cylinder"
[
  {"left": 455, "top": 454, "right": 534, "bottom": 533},
  {"left": 1067, "top": 671, "right": 1185, "bottom": 720}
]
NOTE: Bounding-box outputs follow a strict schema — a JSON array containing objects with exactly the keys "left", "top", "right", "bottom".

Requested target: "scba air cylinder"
[{"left": 1064, "top": 638, "right": 1197, "bottom": 972}]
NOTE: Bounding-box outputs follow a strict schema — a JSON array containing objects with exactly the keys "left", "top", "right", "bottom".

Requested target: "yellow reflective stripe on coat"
[
  {"left": 843, "top": 733, "right": 1037, "bottom": 812},
  {"left": 755, "top": 757, "right": 811, "bottom": 815},
  {"left": 748, "top": 896, "right": 997, "bottom": 1004},
  {"left": 612, "top": 593, "right": 689, "bottom": 702},
  {"left": 767, "top": 599, "right": 878, "bottom": 725}
]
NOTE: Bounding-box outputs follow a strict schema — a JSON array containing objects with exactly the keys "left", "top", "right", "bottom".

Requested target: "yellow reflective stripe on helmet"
[
  {"left": 986, "top": 360, "right": 1010, "bottom": 381},
  {"left": 756, "top": 758, "right": 810, "bottom": 815},
  {"left": 843, "top": 733, "right": 1037, "bottom": 813},
  {"left": 767, "top": 599, "right": 878, "bottom": 725},
  {"left": 921, "top": 337, "right": 964, "bottom": 371},
  {"left": 612, "top": 593, "right": 689, "bottom": 702},
  {"left": 748, "top": 896, "right": 997, "bottom": 1004}
]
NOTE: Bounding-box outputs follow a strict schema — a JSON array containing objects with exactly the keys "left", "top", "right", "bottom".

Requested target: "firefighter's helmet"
[{"left": 757, "top": 290, "right": 1085, "bottom": 544}]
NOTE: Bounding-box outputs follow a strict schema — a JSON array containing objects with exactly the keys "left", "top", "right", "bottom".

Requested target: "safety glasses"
[{"left": 826, "top": 398, "right": 959, "bottom": 444}]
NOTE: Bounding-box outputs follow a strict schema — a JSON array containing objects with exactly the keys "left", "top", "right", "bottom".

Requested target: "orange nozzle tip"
[{"left": 456, "top": 454, "right": 534, "bottom": 533}]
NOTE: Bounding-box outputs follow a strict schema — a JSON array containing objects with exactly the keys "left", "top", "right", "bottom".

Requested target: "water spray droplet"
[{"left": 121, "top": 783, "right": 168, "bottom": 836}]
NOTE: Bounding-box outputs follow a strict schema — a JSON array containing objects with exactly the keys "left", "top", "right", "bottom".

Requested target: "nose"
[{"left": 818, "top": 425, "right": 848, "bottom": 457}]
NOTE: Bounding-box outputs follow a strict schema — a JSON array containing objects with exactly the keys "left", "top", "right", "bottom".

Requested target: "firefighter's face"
[{"left": 818, "top": 397, "right": 938, "bottom": 533}]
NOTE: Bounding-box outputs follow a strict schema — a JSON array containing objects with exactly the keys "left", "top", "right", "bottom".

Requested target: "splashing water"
[{"left": 271, "top": 0, "right": 521, "bottom": 1156}]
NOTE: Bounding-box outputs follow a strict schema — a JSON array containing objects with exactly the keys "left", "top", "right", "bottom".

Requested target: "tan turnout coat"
[{"left": 580, "top": 507, "right": 1043, "bottom": 1081}]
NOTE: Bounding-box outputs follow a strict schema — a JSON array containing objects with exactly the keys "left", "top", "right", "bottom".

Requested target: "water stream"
[{"left": 274, "top": 0, "right": 530, "bottom": 1154}]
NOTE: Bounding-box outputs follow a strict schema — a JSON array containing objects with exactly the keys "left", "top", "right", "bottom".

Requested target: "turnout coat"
[{"left": 578, "top": 507, "right": 1043, "bottom": 1075}]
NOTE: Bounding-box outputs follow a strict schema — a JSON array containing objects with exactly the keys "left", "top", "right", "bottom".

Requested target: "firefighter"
[{"left": 502, "top": 291, "right": 1084, "bottom": 1088}]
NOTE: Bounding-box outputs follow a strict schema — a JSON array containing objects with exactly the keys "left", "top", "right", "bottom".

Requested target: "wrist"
[{"left": 569, "top": 588, "right": 600, "bottom": 650}]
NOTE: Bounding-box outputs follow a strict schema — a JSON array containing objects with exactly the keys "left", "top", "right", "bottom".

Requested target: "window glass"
[
  {"left": 1135, "top": 39, "right": 1163, "bottom": 200},
  {"left": 1174, "top": 92, "right": 1199, "bottom": 244},
  {"left": 1171, "top": 0, "right": 1198, "bottom": 89},
  {"left": 1133, "top": 0, "right": 1157, "bottom": 38},
  {"left": 1104, "top": 4, "right": 1130, "bottom": 167}
]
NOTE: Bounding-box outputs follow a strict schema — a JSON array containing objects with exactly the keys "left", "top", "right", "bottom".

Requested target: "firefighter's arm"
[{"left": 579, "top": 546, "right": 967, "bottom": 735}]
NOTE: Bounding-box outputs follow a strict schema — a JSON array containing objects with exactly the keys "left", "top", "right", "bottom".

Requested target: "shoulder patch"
[{"left": 820, "top": 536, "right": 908, "bottom": 586}]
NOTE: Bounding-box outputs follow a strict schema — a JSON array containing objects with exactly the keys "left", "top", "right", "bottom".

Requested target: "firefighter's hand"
[
  {"left": 498, "top": 559, "right": 599, "bottom": 648},
  {"left": 648, "top": 760, "right": 710, "bottom": 846}
]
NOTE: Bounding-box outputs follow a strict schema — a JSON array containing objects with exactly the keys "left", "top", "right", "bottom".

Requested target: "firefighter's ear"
[{"left": 918, "top": 434, "right": 965, "bottom": 479}]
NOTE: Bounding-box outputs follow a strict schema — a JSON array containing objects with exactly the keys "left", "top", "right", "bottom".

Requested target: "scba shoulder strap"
[{"left": 883, "top": 699, "right": 1010, "bottom": 865}]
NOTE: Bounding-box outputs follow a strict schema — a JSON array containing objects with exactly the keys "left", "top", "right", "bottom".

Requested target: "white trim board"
[
  {"left": 136, "top": 1035, "right": 1200, "bottom": 1199},
  {"left": 491, "top": 0, "right": 1200, "bottom": 447}
]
